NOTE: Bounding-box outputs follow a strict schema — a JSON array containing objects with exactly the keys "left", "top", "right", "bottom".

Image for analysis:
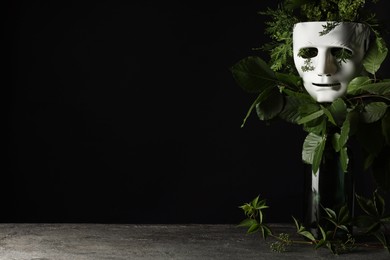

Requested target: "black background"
[{"left": 5, "top": 0, "right": 390, "bottom": 224}]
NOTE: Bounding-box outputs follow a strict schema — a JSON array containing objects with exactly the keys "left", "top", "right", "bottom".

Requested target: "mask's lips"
[{"left": 312, "top": 82, "right": 341, "bottom": 87}]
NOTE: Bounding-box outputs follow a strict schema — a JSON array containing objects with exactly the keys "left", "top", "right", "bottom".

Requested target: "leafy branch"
[
  {"left": 231, "top": 54, "right": 390, "bottom": 191},
  {"left": 238, "top": 193, "right": 390, "bottom": 255}
]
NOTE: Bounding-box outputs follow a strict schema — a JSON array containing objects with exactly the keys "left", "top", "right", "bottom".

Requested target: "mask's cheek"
[
  {"left": 336, "top": 61, "right": 360, "bottom": 82},
  {"left": 295, "top": 58, "right": 311, "bottom": 76}
]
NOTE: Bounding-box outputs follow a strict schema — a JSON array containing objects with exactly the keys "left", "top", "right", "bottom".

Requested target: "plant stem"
[{"left": 348, "top": 94, "right": 390, "bottom": 102}]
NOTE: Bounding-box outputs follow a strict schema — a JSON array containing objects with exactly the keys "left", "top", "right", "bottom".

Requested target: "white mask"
[{"left": 293, "top": 22, "right": 370, "bottom": 103}]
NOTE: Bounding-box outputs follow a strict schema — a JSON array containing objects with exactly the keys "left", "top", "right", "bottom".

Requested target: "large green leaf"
[
  {"left": 347, "top": 76, "right": 371, "bottom": 95},
  {"left": 355, "top": 193, "right": 378, "bottom": 217},
  {"left": 297, "top": 110, "right": 325, "bottom": 125},
  {"left": 328, "top": 98, "right": 347, "bottom": 126},
  {"left": 240, "top": 87, "right": 274, "bottom": 127},
  {"left": 278, "top": 96, "right": 303, "bottom": 124},
  {"left": 231, "top": 56, "right": 278, "bottom": 93},
  {"left": 302, "top": 133, "right": 323, "bottom": 165},
  {"left": 302, "top": 133, "right": 326, "bottom": 174},
  {"left": 339, "top": 117, "right": 350, "bottom": 151},
  {"left": 363, "top": 35, "right": 388, "bottom": 75},
  {"left": 331, "top": 117, "right": 350, "bottom": 153},
  {"left": 312, "top": 136, "right": 326, "bottom": 174},
  {"left": 303, "top": 116, "right": 327, "bottom": 136},
  {"left": 361, "top": 102, "right": 388, "bottom": 123},
  {"left": 360, "top": 81, "right": 390, "bottom": 95},
  {"left": 256, "top": 88, "right": 284, "bottom": 121},
  {"left": 321, "top": 106, "right": 336, "bottom": 126},
  {"left": 278, "top": 89, "right": 314, "bottom": 124},
  {"left": 275, "top": 72, "right": 302, "bottom": 90}
]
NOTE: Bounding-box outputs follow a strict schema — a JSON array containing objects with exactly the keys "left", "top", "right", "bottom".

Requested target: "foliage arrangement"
[
  {"left": 260, "top": 0, "right": 382, "bottom": 73},
  {"left": 231, "top": 0, "right": 390, "bottom": 255},
  {"left": 238, "top": 193, "right": 390, "bottom": 254},
  {"left": 231, "top": 0, "right": 390, "bottom": 190}
]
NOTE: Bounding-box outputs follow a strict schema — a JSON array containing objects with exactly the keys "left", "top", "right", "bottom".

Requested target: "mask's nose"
[{"left": 315, "top": 50, "right": 337, "bottom": 76}]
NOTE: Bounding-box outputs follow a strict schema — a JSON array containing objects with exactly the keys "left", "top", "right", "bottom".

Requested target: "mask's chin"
[{"left": 304, "top": 82, "right": 346, "bottom": 103}]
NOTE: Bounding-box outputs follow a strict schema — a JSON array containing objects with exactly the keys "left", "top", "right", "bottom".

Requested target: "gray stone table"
[{"left": 0, "top": 223, "right": 388, "bottom": 260}]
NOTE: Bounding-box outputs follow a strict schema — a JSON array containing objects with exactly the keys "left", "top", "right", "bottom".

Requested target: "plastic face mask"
[{"left": 293, "top": 22, "right": 370, "bottom": 103}]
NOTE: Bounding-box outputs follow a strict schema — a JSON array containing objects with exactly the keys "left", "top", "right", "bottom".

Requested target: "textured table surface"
[{"left": 0, "top": 223, "right": 388, "bottom": 260}]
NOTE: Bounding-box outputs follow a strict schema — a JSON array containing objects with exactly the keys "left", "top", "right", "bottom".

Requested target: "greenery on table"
[
  {"left": 231, "top": 0, "right": 390, "bottom": 255},
  {"left": 238, "top": 193, "right": 390, "bottom": 254}
]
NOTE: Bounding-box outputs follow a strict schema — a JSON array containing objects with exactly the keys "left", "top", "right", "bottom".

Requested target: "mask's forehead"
[
  {"left": 295, "top": 34, "right": 351, "bottom": 48},
  {"left": 293, "top": 22, "right": 369, "bottom": 51}
]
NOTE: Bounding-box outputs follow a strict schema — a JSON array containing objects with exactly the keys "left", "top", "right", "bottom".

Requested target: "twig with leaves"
[{"left": 238, "top": 192, "right": 390, "bottom": 255}]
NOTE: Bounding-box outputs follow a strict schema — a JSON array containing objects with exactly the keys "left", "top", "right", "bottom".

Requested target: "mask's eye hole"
[
  {"left": 331, "top": 47, "right": 353, "bottom": 62},
  {"left": 298, "top": 48, "right": 318, "bottom": 58}
]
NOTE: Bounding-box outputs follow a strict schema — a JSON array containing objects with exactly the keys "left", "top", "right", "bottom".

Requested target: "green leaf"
[
  {"left": 240, "top": 87, "right": 274, "bottom": 127},
  {"left": 381, "top": 216, "right": 390, "bottom": 223},
  {"left": 323, "top": 207, "right": 337, "bottom": 220},
  {"left": 315, "top": 239, "right": 327, "bottom": 249},
  {"left": 303, "top": 116, "right": 327, "bottom": 136},
  {"left": 321, "top": 105, "right": 336, "bottom": 126},
  {"left": 374, "top": 190, "right": 385, "bottom": 216},
  {"left": 354, "top": 215, "right": 376, "bottom": 228},
  {"left": 259, "top": 210, "right": 263, "bottom": 224},
  {"left": 302, "top": 132, "right": 324, "bottom": 165},
  {"left": 355, "top": 194, "right": 378, "bottom": 217},
  {"left": 231, "top": 56, "right": 277, "bottom": 93},
  {"left": 366, "top": 222, "right": 381, "bottom": 234},
  {"left": 361, "top": 81, "right": 390, "bottom": 95},
  {"left": 261, "top": 225, "right": 272, "bottom": 239},
  {"left": 339, "top": 205, "right": 350, "bottom": 224},
  {"left": 278, "top": 89, "right": 315, "bottom": 124},
  {"left": 363, "top": 153, "right": 376, "bottom": 170},
  {"left": 363, "top": 35, "right": 388, "bottom": 75},
  {"left": 328, "top": 98, "right": 347, "bottom": 126},
  {"left": 339, "top": 118, "right": 350, "bottom": 150},
  {"left": 297, "top": 110, "right": 325, "bottom": 125},
  {"left": 338, "top": 225, "right": 350, "bottom": 233},
  {"left": 373, "top": 231, "right": 389, "bottom": 249},
  {"left": 256, "top": 88, "right": 284, "bottom": 121},
  {"left": 282, "top": 88, "right": 314, "bottom": 102},
  {"left": 299, "top": 230, "right": 316, "bottom": 242},
  {"left": 346, "top": 76, "right": 371, "bottom": 95},
  {"left": 278, "top": 96, "right": 304, "bottom": 124},
  {"left": 292, "top": 216, "right": 302, "bottom": 232},
  {"left": 239, "top": 203, "right": 251, "bottom": 213},
  {"left": 319, "top": 225, "right": 327, "bottom": 240},
  {"left": 312, "top": 136, "right": 327, "bottom": 174},
  {"left": 275, "top": 72, "right": 302, "bottom": 89},
  {"left": 361, "top": 102, "right": 388, "bottom": 123},
  {"left": 238, "top": 218, "right": 258, "bottom": 228},
  {"left": 324, "top": 217, "right": 338, "bottom": 227},
  {"left": 251, "top": 196, "right": 259, "bottom": 208},
  {"left": 247, "top": 223, "right": 260, "bottom": 234},
  {"left": 299, "top": 102, "right": 321, "bottom": 115},
  {"left": 332, "top": 133, "right": 341, "bottom": 153}
]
